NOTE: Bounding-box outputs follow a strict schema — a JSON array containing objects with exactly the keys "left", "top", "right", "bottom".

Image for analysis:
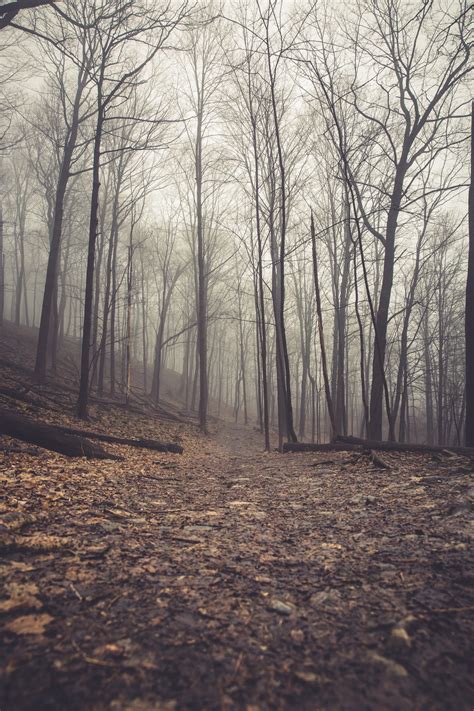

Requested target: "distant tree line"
[{"left": 0, "top": 0, "right": 472, "bottom": 448}]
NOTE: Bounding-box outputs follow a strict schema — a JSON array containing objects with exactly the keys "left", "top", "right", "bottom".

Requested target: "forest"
[{"left": 0, "top": 1, "right": 473, "bottom": 710}]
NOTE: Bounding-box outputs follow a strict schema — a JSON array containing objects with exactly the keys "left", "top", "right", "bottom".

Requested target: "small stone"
[
  {"left": 310, "top": 591, "right": 330, "bottom": 606},
  {"left": 466, "top": 486, "right": 474, "bottom": 500},
  {"left": 369, "top": 652, "right": 408, "bottom": 677},
  {"left": 290, "top": 629, "right": 305, "bottom": 643},
  {"left": 294, "top": 670, "right": 318, "bottom": 683},
  {"left": 268, "top": 599, "right": 295, "bottom": 616},
  {"left": 389, "top": 626, "right": 411, "bottom": 650}
]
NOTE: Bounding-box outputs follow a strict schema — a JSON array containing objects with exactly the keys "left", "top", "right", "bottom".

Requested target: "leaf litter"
[{"left": 0, "top": 409, "right": 473, "bottom": 710}]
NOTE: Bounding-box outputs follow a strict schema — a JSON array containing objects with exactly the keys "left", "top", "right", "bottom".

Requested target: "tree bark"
[
  {"left": 195, "top": 102, "right": 208, "bottom": 433},
  {"left": 0, "top": 408, "right": 121, "bottom": 459},
  {"left": 77, "top": 105, "right": 104, "bottom": 419},
  {"left": 0, "top": 204, "right": 4, "bottom": 327},
  {"left": 368, "top": 165, "right": 406, "bottom": 439},
  {"left": 35, "top": 66, "right": 87, "bottom": 382},
  {"left": 311, "top": 211, "right": 337, "bottom": 439},
  {"left": 466, "top": 101, "right": 474, "bottom": 445}
]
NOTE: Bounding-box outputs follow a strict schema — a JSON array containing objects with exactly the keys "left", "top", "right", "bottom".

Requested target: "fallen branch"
[
  {"left": 335, "top": 434, "right": 474, "bottom": 456},
  {"left": 0, "top": 408, "right": 122, "bottom": 460},
  {"left": 365, "top": 449, "right": 391, "bottom": 470},
  {"left": 283, "top": 442, "right": 361, "bottom": 453},
  {"left": 284, "top": 436, "right": 474, "bottom": 458},
  {"left": 55, "top": 426, "right": 183, "bottom": 454}
]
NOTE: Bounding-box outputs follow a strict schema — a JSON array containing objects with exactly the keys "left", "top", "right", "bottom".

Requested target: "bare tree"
[
  {"left": 257, "top": 0, "right": 297, "bottom": 448},
  {"left": 76, "top": 0, "right": 189, "bottom": 419},
  {"left": 0, "top": 0, "right": 59, "bottom": 30},
  {"left": 178, "top": 12, "right": 225, "bottom": 433},
  {"left": 299, "top": 0, "right": 472, "bottom": 439},
  {"left": 150, "top": 221, "right": 187, "bottom": 405},
  {"left": 25, "top": 3, "right": 96, "bottom": 382},
  {"left": 466, "top": 101, "right": 474, "bottom": 445}
]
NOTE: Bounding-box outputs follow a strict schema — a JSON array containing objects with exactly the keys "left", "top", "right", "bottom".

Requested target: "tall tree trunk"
[
  {"left": 97, "top": 202, "right": 119, "bottom": 395},
  {"left": 0, "top": 204, "right": 4, "bottom": 327},
  {"left": 152, "top": 320, "right": 166, "bottom": 405},
  {"left": 398, "top": 364, "right": 409, "bottom": 443},
  {"left": 58, "top": 234, "right": 71, "bottom": 348},
  {"left": 237, "top": 280, "right": 248, "bottom": 425},
  {"left": 334, "top": 202, "right": 351, "bottom": 435},
  {"left": 424, "top": 315, "right": 434, "bottom": 445},
  {"left": 109, "top": 218, "right": 119, "bottom": 397},
  {"left": 141, "top": 253, "right": 148, "bottom": 395},
  {"left": 49, "top": 278, "right": 59, "bottom": 373},
  {"left": 266, "top": 45, "right": 296, "bottom": 447},
  {"left": 91, "top": 193, "right": 108, "bottom": 388},
  {"left": 195, "top": 106, "right": 208, "bottom": 433},
  {"left": 251, "top": 116, "right": 270, "bottom": 450},
  {"left": 35, "top": 68, "right": 86, "bottom": 382},
  {"left": 466, "top": 101, "right": 474, "bottom": 446},
  {"left": 353, "top": 245, "right": 369, "bottom": 437},
  {"left": 368, "top": 164, "right": 407, "bottom": 439},
  {"left": 77, "top": 107, "right": 104, "bottom": 419},
  {"left": 254, "top": 282, "right": 263, "bottom": 433},
  {"left": 124, "top": 238, "right": 133, "bottom": 405},
  {"left": 311, "top": 211, "right": 337, "bottom": 439}
]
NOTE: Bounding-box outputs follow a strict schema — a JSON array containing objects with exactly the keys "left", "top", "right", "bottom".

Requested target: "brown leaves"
[
  {"left": 0, "top": 582, "right": 42, "bottom": 613},
  {"left": 1, "top": 408, "right": 473, "bottom": 710},
  {"left": 110, "top": 699, "right": 176, "bottom": 711},
  {"left": 0, "top": 533, "right": 70, "bottom": 553},
  {"left": 6, "top": 613, "right": 53, "bottom": 636},
  {"left": 0, "top": 510, "right": 35, "bottom": 532},
  {"left": 129, "top": 561, "right": 160, "bottom": 575}
]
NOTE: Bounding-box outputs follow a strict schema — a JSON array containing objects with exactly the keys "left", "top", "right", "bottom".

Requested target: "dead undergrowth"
[
  {"left": 1, "top": 403, "right": 473, "bottom": 710},
  {"left": 0, "top": 324, "right": 472, "bottom": 709}
]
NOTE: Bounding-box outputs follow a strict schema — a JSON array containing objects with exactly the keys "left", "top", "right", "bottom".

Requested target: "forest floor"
[{"left": 0, "top": 331, "right": 473, "bottom": 709}]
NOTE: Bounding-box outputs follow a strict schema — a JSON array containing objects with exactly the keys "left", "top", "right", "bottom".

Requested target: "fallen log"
[
  {"left": 284, "top": 436, "right": 474, "bottom": 458},
  {"left": 334, "top": 434, "right": 474, "bottom": 456},
  {"left": 283, "top": 442, "right": 361, "bottom": 453},
  {"left": 55, "top": 426, "right": 183, "bottom": 454},
  {"left": 0, "top": 408, "right": 122, "bottom": 460}
]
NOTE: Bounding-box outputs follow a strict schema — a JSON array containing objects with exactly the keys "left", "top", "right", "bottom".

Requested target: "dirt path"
[{"left": 1, "top": 420, "right": 473, "bottom": 710}]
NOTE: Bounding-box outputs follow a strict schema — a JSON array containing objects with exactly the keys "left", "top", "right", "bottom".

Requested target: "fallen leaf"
[
  {"left": 6, "top": 613, "right": 53, "bottom": 635},
  {"left": 0, "top": 582, "right": 42, "bottom": 613},
  {"left": 14, "top": 534, "right": 70, "bottom": 552}
]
